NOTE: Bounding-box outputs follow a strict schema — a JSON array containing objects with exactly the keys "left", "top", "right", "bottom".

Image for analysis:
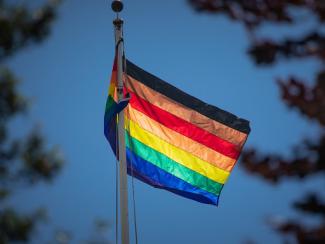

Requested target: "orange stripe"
[
  {"left": 108, "top": 71, "right": 117, "bottom": 99},
  {"left": 125, "top": 75, "right": 247, "bottom": 149},
  {"left": 125, "top": 105, "right": 237, "bottom": 171}
]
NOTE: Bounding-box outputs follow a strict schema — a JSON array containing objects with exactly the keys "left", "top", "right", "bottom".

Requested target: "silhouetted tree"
[
  {"left": 189, "top": 1, "right": 324, "bottom": 243},
  {"left": 0, "top": 1, "right": 64, "bottom": 243},
  {"left": 0, "top": 2, "right": 112, "bottom": 243}
]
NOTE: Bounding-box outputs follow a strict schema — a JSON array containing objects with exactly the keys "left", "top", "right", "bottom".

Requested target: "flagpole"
[{"left": 112, "top": 1, "right": 129, "bottom": 244}]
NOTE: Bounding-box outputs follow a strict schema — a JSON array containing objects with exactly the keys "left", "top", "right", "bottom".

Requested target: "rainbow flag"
[{"left": 104, "top": 59, "right": 250, "bottom": 205}]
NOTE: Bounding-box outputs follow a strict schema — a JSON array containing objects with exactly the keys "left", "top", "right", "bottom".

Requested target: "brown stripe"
[
  {"left": 126, "top": 59, "right": 250, "bottom": 134},
  {"left": 125, "top": 75, "right": 247, "bottom": 148}
]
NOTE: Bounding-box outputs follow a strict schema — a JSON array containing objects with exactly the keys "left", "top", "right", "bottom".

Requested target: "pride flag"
[{"left": 104, "top": 59, "right": 250, "bottom": 205}]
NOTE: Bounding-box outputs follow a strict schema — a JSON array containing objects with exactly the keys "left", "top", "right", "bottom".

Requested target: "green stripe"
[
  {"left": 125, "top": 133, "right": 223, "bottom": 196},
  {"left": 105, "top": 95, "right": 115, "bottom": 113}
]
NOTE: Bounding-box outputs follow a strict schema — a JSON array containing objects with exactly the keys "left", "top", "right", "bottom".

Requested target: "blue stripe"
[
  {"left": 105, "top": 117, "right": 117, "bottom": 155},
  {"left": 126, "top": 148, "right": 219, "bottom": 205}
]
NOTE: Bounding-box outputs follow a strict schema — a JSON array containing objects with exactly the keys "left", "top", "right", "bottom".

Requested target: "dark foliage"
[
  {"left": 0, "top": 1, "right": 63, "bottom": 243},
  {"left": 189, "top": 0, "right": 325, "bottom": 243},
  {"left": 271, "top": 221, "right": 325, "bottom": 244},
  {"left": 249, "top": 32, "right": 325, "bottom": 65},
  {"left": 188, "top": 0, "right": 325, "bottom": 29},
  {"left": 0, "top": 0, "right": 61, "bottom": 61},
  {"left": 0, "top": 208, "right": 46, "bottom": 243},
  {"left": 0, "top": 2, "right": 111, "bottom": 243},
  {"left": 277, "top": 72, "right": 325, "bottom": 126},
  {"left": 293, "top": 193, "right": 325, "bottom": 217},
  {"left": 0, "top": 209, "right": 34, "bottom": 243}
]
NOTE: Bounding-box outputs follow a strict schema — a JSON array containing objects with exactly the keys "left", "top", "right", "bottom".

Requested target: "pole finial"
[{"left": 111, "top": 0, "right": 123, "bottom": 13}]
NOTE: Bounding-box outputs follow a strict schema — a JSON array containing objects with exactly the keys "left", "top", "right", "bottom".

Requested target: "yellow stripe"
[
  {"left": 108, "top": 72, "right": 117, "bottom": 101},
  {"left": 108, "top": 83, "right": 115, "bottom": 97},
  {"left": 125, "top": 104, "right": 236, "bottom": 172},
  {"left": 125, "top": 117, "right": 230, "bottom": 184}
]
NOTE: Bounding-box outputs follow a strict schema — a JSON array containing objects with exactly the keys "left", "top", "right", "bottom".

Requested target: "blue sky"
[{"left": 7, "top": 0, "right": 324, "bottom": 243}]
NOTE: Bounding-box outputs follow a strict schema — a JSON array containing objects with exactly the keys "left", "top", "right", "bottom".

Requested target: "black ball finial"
[{"left": 111, "top": 0, "right": 123, "bottom": 12}]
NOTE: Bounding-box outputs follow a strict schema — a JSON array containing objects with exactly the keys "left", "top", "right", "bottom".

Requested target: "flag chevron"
[
  {"left": 104, "top": 57, "right": 128, "bottom": 154},
  {"left": 104, "top": 58, "right": 251, "bottom": 206}
]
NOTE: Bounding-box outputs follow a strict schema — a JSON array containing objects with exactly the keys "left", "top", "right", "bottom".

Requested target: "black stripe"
[{"left": 126, "top": 59, "right": 251, "bottom": 134}]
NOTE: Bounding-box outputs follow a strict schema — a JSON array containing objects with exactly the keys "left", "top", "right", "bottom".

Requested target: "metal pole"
[{"left": 112, "top": 1, "right": 129, "bottom": 244}]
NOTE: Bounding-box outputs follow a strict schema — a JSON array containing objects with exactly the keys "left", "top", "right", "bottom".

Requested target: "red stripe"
[
  {"left": 112, "top": 55, "right": 117, "bottom": 71},
  {"left": 128, "top": 91, "right": 240, "bottom": 159}
]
